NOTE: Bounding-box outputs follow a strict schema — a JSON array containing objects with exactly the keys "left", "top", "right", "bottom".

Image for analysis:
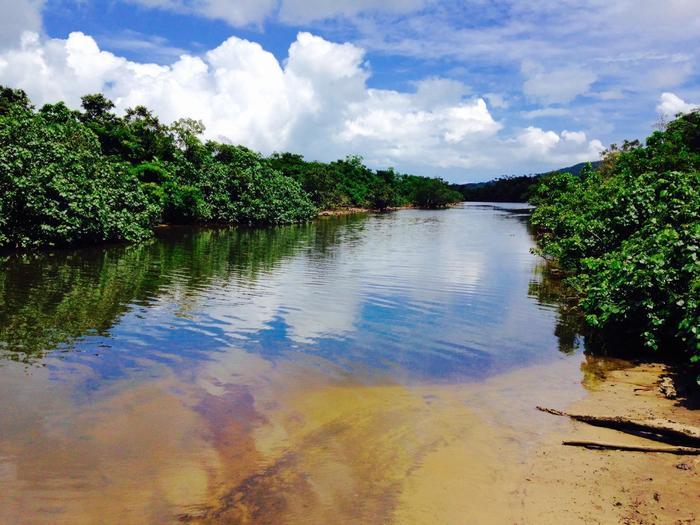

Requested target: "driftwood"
[
  {"left": 562, "top": 440, "right": 700, "bottom": 455},
  {"left": 537, "top": 406, "right": 700, "bottom": 448}
]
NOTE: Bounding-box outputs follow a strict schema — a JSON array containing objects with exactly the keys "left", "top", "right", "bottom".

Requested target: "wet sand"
[{"left": 520, "top": 362, "right": 700, "bottom": 525}]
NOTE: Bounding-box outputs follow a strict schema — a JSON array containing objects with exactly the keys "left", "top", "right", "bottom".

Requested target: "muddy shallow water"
[{"left": 0, "top": 204, "right": 593, "bottom": 524}]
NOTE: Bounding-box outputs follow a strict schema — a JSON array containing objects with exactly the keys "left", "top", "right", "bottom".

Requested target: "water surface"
[{"left": 0, "top": 204, "right": 588, "bottom": 523}]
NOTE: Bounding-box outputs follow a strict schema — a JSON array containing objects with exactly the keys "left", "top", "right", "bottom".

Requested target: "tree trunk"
[
  {"left": 537, "top": 406, "right": 700, "bottom": 448},
  {"left": 562, "top": 440, "right": 700, "bottom": 455}
]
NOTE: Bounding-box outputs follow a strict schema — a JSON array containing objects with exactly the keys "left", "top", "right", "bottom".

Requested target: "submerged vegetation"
[
  {"left": 530, "top": 111, "right": 700, "bottom": 364},
  {"left": 0, "top": 86, "right": 461, "bottom": 249}
]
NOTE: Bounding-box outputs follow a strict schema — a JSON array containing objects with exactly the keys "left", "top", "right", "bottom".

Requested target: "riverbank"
[
  {"left": 317, "top": 207, "right": 372, "bottom": 217},
  {"left": 520, "top": 361, "right": 699, "bottom": 524},
  {"left": 317, "top": 205, "right": 418, "bottom": 217}
]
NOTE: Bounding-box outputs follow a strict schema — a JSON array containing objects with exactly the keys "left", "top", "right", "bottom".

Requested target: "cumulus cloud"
[
  {"left": 561, "top": 130, "right": 586, "bottom": 144},
  {"left": 516, "top": 127, "right": 560, "bottom": 155},
  {"left": 338, "top": 94, "right": 502, "bottom": 168},
  {"left": 0, "top": 31, "right": 602, "bottom": 179},
  {"left": 0, "top": 0, "right": 44, "bottom": 48},
  {"left": 513, "top": 127, "right": 603, "bottom": 164},
  {"left": 657, "top": 92, "right": 698, "bottom": 117}
]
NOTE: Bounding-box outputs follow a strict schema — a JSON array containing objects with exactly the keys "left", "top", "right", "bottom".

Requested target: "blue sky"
[{"left": 1, "top": 0, "right": 699, "bottom": 182}]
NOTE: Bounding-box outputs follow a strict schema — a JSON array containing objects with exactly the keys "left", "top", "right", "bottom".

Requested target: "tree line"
[
  {"left": 0, "top": 86, "right": 461, "bottom": 249},
  {"left": 451, "top": 162, "right": 601, "bottom": 203},
  {"left": 529, "top": 110, "right": 700, "bottom": 365}
]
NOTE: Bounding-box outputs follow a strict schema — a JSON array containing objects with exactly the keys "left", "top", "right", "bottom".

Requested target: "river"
[{"left": 0, "top": 204, "right": 595, "bottom": 523}]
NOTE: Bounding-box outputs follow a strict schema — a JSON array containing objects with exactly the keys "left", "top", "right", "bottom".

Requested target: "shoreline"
[
  {"left": 317, "top": 206, "right": 372, "bottom": 217},
  {"left": 0, "top": 205, "right": 425, "bottom": 254},
  {"left": 317, "top": 205, "right": 419, "bottom": 217},
  {"left": 519, "top": 360, "right": 699, "bottom": 524}
]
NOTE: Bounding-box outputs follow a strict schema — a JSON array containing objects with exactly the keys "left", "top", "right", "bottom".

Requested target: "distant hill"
[{"left": 451, "top": 161, "right": 602, "bottom": 203}]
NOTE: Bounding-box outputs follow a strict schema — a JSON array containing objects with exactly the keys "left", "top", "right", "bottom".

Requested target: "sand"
[{"left": 519, "top": 362, "right": 700, "bottom": 525}]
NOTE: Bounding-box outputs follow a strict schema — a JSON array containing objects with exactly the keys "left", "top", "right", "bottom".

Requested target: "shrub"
[
  {"left": 0, "top": 101, "right": 156, "bottom": 248},
  {"left": 530, "top": 110, "right": 700, "bottom": 362}
]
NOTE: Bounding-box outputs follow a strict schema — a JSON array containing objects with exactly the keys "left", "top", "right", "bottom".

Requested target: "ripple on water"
[{"left": 0, "top": 205, "right": 586, "bottom": 523}]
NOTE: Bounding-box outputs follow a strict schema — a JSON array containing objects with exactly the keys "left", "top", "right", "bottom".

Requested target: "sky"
[{"left": 0, "top": 1, "right": 699, "bottom": 182}]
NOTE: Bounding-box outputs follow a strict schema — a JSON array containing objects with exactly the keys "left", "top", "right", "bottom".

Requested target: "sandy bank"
[
  {"left": 520, "top": 362, "right": 699, "bottom": 524},
  {"left": 317, "top": 205, "right": 418, "bottom": 217},
  {"left": 317, "top": 207, "right": 371, "bottom": 217}
]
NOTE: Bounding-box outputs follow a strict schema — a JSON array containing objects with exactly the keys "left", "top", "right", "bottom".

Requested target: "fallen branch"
[
  {"left": 537, "top": 406, "right": 700, "bottom": 448},
  {"left": 562, "top": 440, "right": 700, "bottom": 455}
]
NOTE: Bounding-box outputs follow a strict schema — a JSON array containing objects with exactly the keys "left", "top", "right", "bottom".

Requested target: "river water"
[{"left": 0, "top": 204, "right": 593, "bottom": 524}]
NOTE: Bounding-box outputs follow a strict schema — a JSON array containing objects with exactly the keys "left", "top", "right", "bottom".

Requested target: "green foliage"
[
  {"left": 453, "top": 175, "right": 539, "bottom": 202},
  {"left": 530, "top": 110, "right": 700, "bottom": 362},
  {"left": 0, "top": 86, "right": 32, "bottom": 115},
  {"left": 210, "top": 162, "right": 318, "bottom": 224},
  {"left": 452, "top": 161, "right": 602, "bottom": 203},
  {"left": 268, "top": 153, "right": 461, "bottom": 211},
  {"left": 400, "top": 175, "right": 462, "bottom": 208},
  {"left": 0, "top": 98, "right": 156, "bottom": 248},
  {"left": 0, "top": 86, "right": 459, "bottom": 249}
]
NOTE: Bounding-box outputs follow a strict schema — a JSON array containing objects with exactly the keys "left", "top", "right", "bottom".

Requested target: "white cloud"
[
  {"left": 646, "top": 63, "right": 694, "bottom": 90},
  {"left": 413, "top": 77, "right": 470, "bottom": 107},
  {"left": 657, "top": 92, "right": 698, "bottom": 117},
  {"left": 513, "top": 127, "right": 603, "bottom": 164},
  {"left": 561, "top": 130, "right": 586, "bottom": 144},
  {"left": 592, "top": 90, "right": 624, "bottom": 101},
  {"left": 127, "top": 0, "right": 277, "bottom": 26},
  {"left": 127, "top": 0, "right": 431, "bottom": 26},
  {"left": 0, "top": 31, "right": 602, "bottom": 180},
  {"left": 99, "top": 30, "right": 190, "bottom": 62},
  {"left": 484, "top": 93, "right": 508, "bottom": 109},
  {"left": 278, "top": 0, "right": 430, "bottom": 23},
  {"left": 516, "top": 127, "right": 560, "bottom": 155},
  {"left": 0, "top": 0, "right": 43, "bottom": 48},
  {"left": 352, "top": 1, "right": 700, "bottom": 143},
  {"left": 337, "top": 93, "right": 502, "bottom": 168},
  {"left": 520, "top": 107, "right": 570, "bottom": 119},
  {"left": 522, "top": 63, "right": 597, "bottom": 104}
]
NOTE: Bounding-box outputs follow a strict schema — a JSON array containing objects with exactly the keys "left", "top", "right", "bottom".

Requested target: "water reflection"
[
  {"left": 0, "top": 220, "right": 342, "bottom": 361},
  {"left": 0, "top": 204, "right": 591, "bottom": 523},
  {"left": 0, "top": 205, "right": 578, "bottom": 377}
]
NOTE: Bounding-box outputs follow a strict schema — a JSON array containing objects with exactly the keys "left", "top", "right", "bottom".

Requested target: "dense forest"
[
  {"left": 529, "top": 111, "right": 700, "bottom": 365},
  {"left": 451, "top": 162, "right": 601, "bottom": 203},
  {"left": 0, "top": 86, "right": 461, "bottom": 249}
]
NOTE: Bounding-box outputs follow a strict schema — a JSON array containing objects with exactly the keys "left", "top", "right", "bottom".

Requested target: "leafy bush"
[
  {"left": 0, "top": 100, "right": 156, "bottom": 248},
  {"left": 0, "top": 86, "right": 460, "bottom": 249},
  {"left": 213, "top": 162, "right": 318, "bottom": 224},
  {"left": 400, "top": 175, "right": 463, "bottom": 208},
  {"left": 530, "top": 110, "right": 700, "bottom": 362},
  {"left": 269, "top": 153, "right": 461, "bottom": 210}
]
